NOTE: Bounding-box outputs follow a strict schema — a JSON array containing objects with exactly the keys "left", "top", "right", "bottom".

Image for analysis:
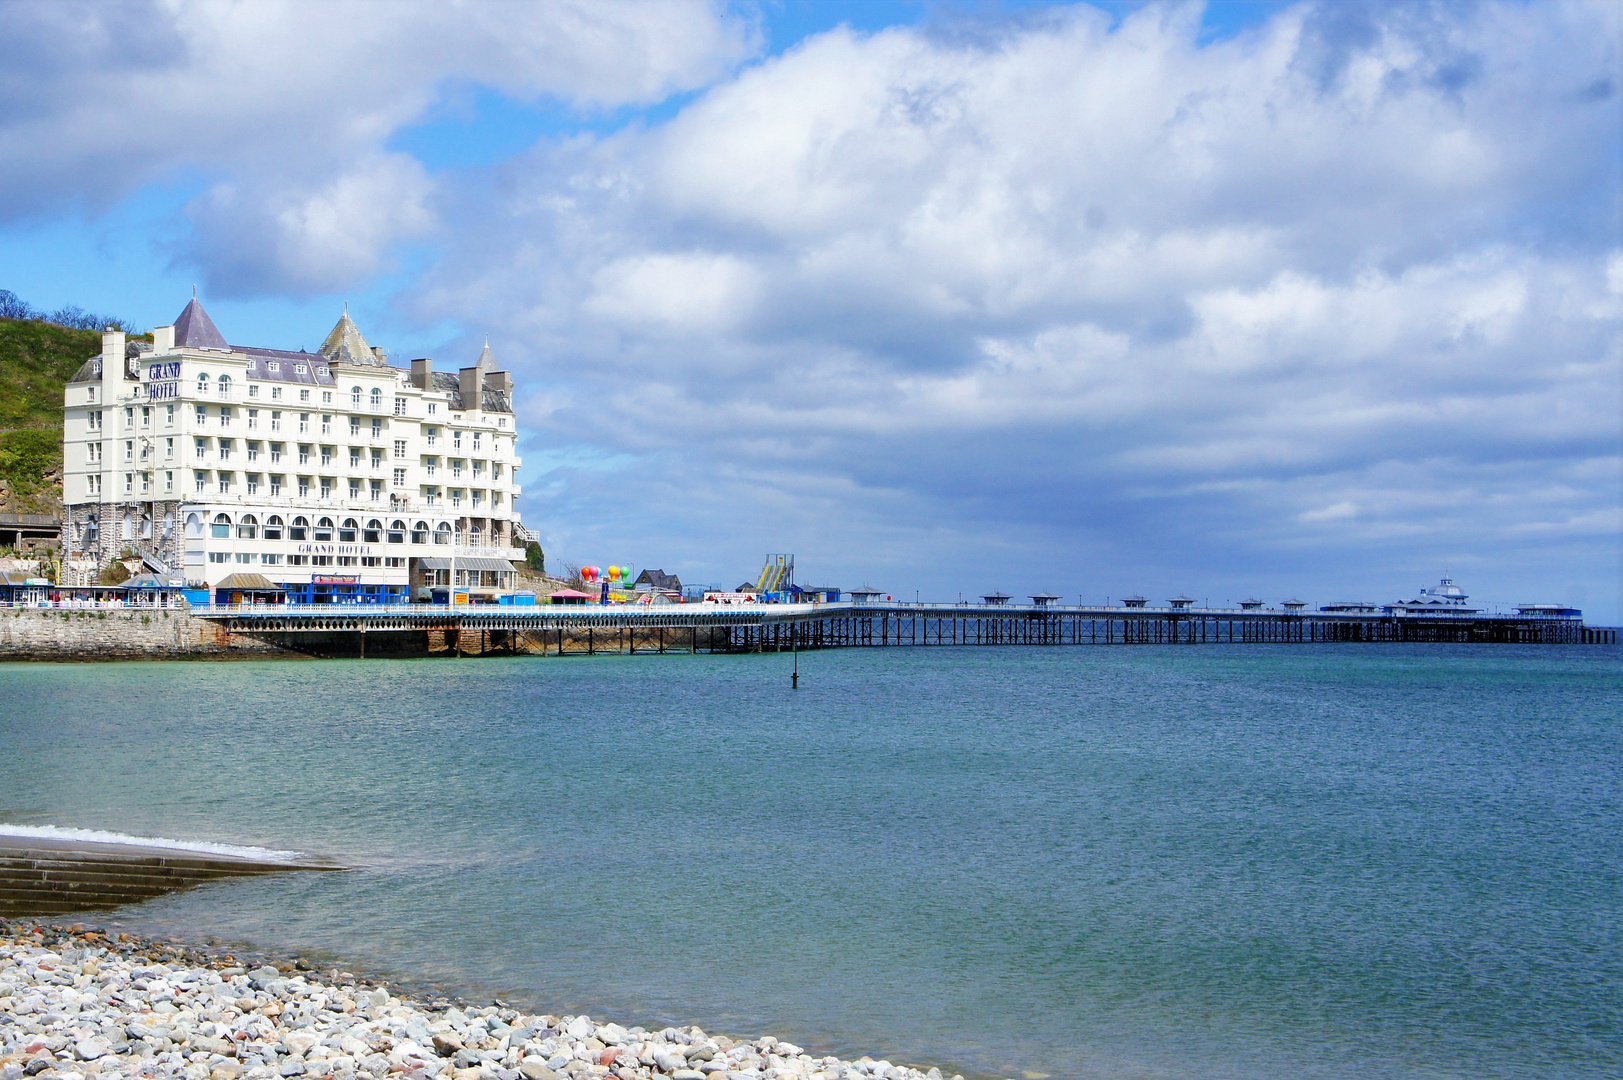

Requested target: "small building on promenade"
[{"left": 60, "top": 296, "right": 531, "bottom": 604}]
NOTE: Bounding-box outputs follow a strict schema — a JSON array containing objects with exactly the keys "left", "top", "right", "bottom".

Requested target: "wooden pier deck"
[{"left": 196, "top": 601, "right": 1616, "bottom": 656}]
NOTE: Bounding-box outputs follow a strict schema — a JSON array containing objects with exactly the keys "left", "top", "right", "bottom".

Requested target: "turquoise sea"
[{"left": 1, "top": 646, "right": 1619, "bottom": 1080}]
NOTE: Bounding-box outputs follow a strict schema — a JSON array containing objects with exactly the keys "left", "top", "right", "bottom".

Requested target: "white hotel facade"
[{"left": 61, "top": 297, "right": 529, "bottom": 602}]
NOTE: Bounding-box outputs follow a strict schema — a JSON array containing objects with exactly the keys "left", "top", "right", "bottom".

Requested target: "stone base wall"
[{"left": 0, "top": 607, "right": 298, "bottom": 660}]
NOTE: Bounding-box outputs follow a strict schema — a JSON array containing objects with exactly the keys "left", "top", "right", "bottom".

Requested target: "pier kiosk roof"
[
  {"left": 1029, "top": 592, "right": 1061, "bottom": 606},
  {"left": 1121, "top": 595, "right": 1147, "bottom": 608},
  {"left": 1168, "top": 596, "right": 1195, "bottom": 609},
  {"left": 981, "top": 591, "right": 1012, "bottom": 605}
]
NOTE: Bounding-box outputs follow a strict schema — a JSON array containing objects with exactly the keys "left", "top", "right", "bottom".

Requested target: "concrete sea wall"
[{"left": 0, "top": 608, "right": 297, "bottom": 660}]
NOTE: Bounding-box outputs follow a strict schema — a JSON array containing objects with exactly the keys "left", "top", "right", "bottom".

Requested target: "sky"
[{"left": 2, "top": 0, "right": 1619, "bottom": 619}]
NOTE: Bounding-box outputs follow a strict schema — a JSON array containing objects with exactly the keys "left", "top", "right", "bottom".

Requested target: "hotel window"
[
  {"left": 371, "top": 417, "right": 383, "bottom": 438},
  {"left": 348, "top": 478, "right": 362, "bottom": 500},
  {"left": 220, "top": 407, "right": 232, "bottom": 427},
  {"left": 393, "top": 396, "right": 406, "bottom": 416},
  {"left": 424, "top": 457, "right": 437, "bottom": 476},
  {"left": 322, "top": 390, "right": 332, "bottom": 404},
  {"left": 314, "top": 517, "right": 333, "bottom": 541},
  {"left": 472, "top": 432, "right": 481, "bottom": 452},
  {"left": 125, "top": 440, "right": 134, "bottom": 462},
  {"left": 249, "top": 383, "right": 259, "bottom": 398},
  {"left": 270, "top": 410, "right": 282, "bottom": 432},
  {"left": 472, "top": 460, "right": 484, "bottom": 479},
  {"left": 271, "top": 386, "right": 282, "bottom": 400},
  {"left": 388, "top": 520, "right": 406, "bottom": 543},
  {"left": 385, "top": 557, "right": 405, "bottom": 568},
  {"left": 498, "top": 417, "right": 507, "bottom": 428},
  {"left": 428, "top": 403, "right": 436, "bottom": 415},
  {"left": 247, "top": 440, "right": 260, "bottom": 461},
  {"left": 270, "top": 474, "right": 283, "bottom": 496},
  {"left": 492, "top": 463, "right": 502, "bottom": 479},
  {"left": 370, "top": 479, "right": 383, "bottom": 501},
  {"left": 321, "top": 414, "right": 332, "bottom": 435},
  {"left": 426, "top": 427, "right": 437, "bottom": 446},
  {"left": 87, "top": 442, "right": 99, "bottom": 463},
  {"left": 246, "top": 473, "right": 259, "bottom": 495},
  {"left": 247, "top": 408, "right": 258, "bottom": 429},
  {"left": 196, "top": 404, "right": 207, "bottom": 424},
  {"left": 370, "top": 387, "right": 383, "bottom": 409},
  {"left": 262, "top": 553, "right": 282, "bottom": 565},
  {"left": 289, "top": 516, "right": 309, "bottom": 541},
  {"left": 352, "top": 387, "right": 362, "bottom": 406},
  {"left": 451, "top": 460, "right": 462, "bottom": 479},
  {"left": 349, "top": 447, "right": 362, "bottom": 468},
  {"left": 297, "top": 476, "right": 310, "bottom": 498},
  {"left": 312, "top": 555, "right": 333, "bottom": 566},
  {"left": 124, "top": 472, "right": 133, "bottom": 494},
  {"left": 393, "top": 468, "right": 407, "bottom": 487},
  {"left": 410, "top": 521, "right": 428, "bottom": 544},
  {"left": 197, "top": 373, "right": 209, "bottom": 396},
  {"left": 235, "top": 552, "right": 255, "bottom": 564},
  {"left": 218, "top": 375, "right": 232, "bottom": 398},
  {"left": 211, "top": 514, "right": 231, "bottom": 538},
  {"left": 141, "top": 406, "right": 151, "bottom": 426},
  {"left": 339, "top": 518, "right": 358, "bottom": 542},
  {"left": 195, "top": 470, "right": 207, "bottom": 493},
  {"left": 471, "top": 490, "right": 483, "bottom": 508},
  {"left": 453, "top": 430, "right": 462, "bottom": 450},
  {"left": 165, "top": 404, "right": 175, "bottom": 425},
  {"left": 88, "top": 386, "right": 97, "bottom": 403},
  {"left": 393, "top": 439, "right": 407, "bottom": 458},
  {"left": 371, "top": 448, "right": 385, "bottom": 469},
  {"left": 87, "top": 474, "right": 100, "bottom": 495},
  {"left": 362, "top": 556, "right": 381, "bottom": 567},
  {"left": 363, "top": 519, "right": 382, "bottom": 543},
  {"left": 350, "top": 416, "right": 361, "bottom": 436},
  {"left": 237, "top": 515, "right": 257, "bottom": 539},
  {"left": 218, "top": 439, "right": 232, "bottom": 461},
  {"left": 89, "top": 410, "right": 102, "bottom": 430},
  {"left": 319, "top": 477, "right": 332, "bottom": 499},
  {"left": 424, "top": 488, "right": 438, "bottom": 506},
  {"left": 264, "top": 516, "right": 284, "bottom": 540},
  {"left": 434, "top": 523, "right": 452, "bottom": 545},
  {"left": 298, "top": 413, "right": 310, "bottom": 433},
  {"left": 270, "top": 441, "right": 283, "bottom": 463},
  {"left": 218, "top": 473, "right": 231, "bottom": 494},
  {"left": 141, "top": 472, "right": 150, "bottom": 494},
  {"left": 165, "top": 471, "right": 174, "bottom": 493},
  {"left": 288, "top": 555, "right": 308, "bottom": 566},
  {"left": 298, "top": 444, "right": 310, "bottom": 465},
  {"left": 299, "top": 388, "right": 310, "bottom": 402},
  {"left": 451, "top": 489, "right": 462, "bottom": 508},
  {"left": 208, "top": 552, "right": 229, "bottom": 564},
  {"left": 194, "top": 437, "right": 208, "bottom": 458},
  {"left": 268, "top": 361, "right": 280, "bottom": 374},
  {"left": 320, "top": 446, "right": 333, "bottom": 467}
]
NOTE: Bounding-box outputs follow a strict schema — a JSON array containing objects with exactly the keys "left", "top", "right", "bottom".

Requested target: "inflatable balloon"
[
  {"left": 608, "top": 565, "right": 620, "bottom": 581},
  {"left": 582, "top": 566, "right": 597, "bottom": 582}
]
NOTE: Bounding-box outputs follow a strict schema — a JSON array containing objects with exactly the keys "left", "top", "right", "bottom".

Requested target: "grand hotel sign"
[{"left": 146, "top": 360, "right": 181, "bottom": 401}]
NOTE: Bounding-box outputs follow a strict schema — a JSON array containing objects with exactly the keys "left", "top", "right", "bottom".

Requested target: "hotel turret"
[{"left": 60, "top": 297, "right": 527, "bottom": 603}]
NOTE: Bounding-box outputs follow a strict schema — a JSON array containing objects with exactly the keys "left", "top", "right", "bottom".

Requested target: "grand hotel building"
[{"left": 61, "top": 297, "right": 529, "bottom": 602}]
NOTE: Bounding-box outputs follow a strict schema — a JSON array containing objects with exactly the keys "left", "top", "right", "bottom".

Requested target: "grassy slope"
[{"left": 0, "top": 319, "right": 102, "bottom": 514}]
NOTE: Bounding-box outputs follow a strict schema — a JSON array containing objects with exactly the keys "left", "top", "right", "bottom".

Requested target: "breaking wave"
[{"left": 0, "top": 824, "right": 305, "bottom": 862}]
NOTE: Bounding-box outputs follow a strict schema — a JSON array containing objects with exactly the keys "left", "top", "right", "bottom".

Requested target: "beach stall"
[
  {"left": 547, "top": 589, "right": 596, "bottom": 605},
  {"left": 0, "top": 572, "right": 52, "bottom": 607},
  {"left": 123, "top": 573, "right": 190, "bottom": 609},
  {"left": 213, "top": 573, "right": 287, "bottom": 607}
]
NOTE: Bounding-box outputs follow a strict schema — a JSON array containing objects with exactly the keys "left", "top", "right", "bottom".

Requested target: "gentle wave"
[{"left": 0, "top": 824, "right": 305, "bottom": 862}]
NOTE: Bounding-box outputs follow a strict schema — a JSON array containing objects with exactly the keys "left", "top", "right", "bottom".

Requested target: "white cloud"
[
  {"left": 0, "top": 0, "right": 755, "bottom": 293},
  {"left": 412, "top": 0, "right": 1619, "bottom": 612}
]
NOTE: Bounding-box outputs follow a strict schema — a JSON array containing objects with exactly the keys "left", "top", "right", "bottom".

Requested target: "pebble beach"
[{"left": 0, "top": 923, "right": 963, "bottom": 1080}]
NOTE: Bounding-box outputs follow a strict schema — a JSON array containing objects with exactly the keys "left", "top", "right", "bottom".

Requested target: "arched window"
[
  {"left": 140, "top": 513, "right": 153, "bottom": 539},
  {"left": 237, "top": 514, "right": 258, "bottom": 539},
  {"left": 122, "top": 513, "right": 134, "bottom": 540},
  {"left": 185, "top": 512, "right": 202, "bottom": 537},
  {"left": 364, "top": 519, "right": 382, "bottom": 543},
  {"left": 289, "top": 516, "right": 309, "bottom": 541},
  {"left": 314, "top": 517, "right": 334, "bottom": 541},
  {"left": 196, "top": 372, "right": 209, "bottom": 395},
  {"left": 85, "top": 515, "right": 100, "bottom": 543},
  {"left": 218, "top": 374, "right": 232, "bottom": 398},
  {"left": 162, "top": 513, "right": 175, "bottom": 538},
  {"left": 433, "top": 522, "right": 452, "bottom": 545},
  {"left": 469, "top": 524, "right": 482, "bottom": 544},
  {"left": 264, "top": 515, "right": 284, "bottom": 540},
  {"left": 411, "top": 521, "right": 429, "bottom": 544},
  {"left": 388, "top": 519, "right": 406, "bottom": 543},
  {"left": 211, "top": 513, "right": 231, "bottom": 538},
  {"left": 351, "top": 386, "right": 362, "bottom": 406},
  {"left": 339, "top": 518, "right": 358, "bottom": 542},
  {"left": 369, "top": 387, "right": 383, "bottom": 409}
]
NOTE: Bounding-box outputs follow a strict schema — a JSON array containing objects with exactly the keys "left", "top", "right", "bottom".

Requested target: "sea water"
[{"left": 0, "top": 646, "right": 1618, "bottom": 1080}]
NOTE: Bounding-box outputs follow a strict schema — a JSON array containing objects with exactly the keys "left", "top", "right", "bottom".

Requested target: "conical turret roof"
[
  {"left": 173, "top": 296, "right": 228, "bottom": 350},
  {"left": 318, "top": 305, "right": 380, "bottom": 366},
  {"left": 475, "top": 337, "right": 496, "bottom": 370}
]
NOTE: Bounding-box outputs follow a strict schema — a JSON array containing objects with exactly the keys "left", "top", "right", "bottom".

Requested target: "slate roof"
[
  {"left": 635, "top": 569, "right": 683, "bottom": 591},
  {"left": 174, "top": 297, "right": 229, "bottom": 349},
  {"left": 318, "top": 309, "right": 383, "bottom": 366}
]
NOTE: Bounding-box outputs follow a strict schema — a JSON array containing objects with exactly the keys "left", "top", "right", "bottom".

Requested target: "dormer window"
[
  {"left": 316, "top": 366, "right": 329, "bottom": 376},
  {"left": 267, "top": 361, "right": 280, "bottom": 373},
  {"left": 295, "top": 363, "right": 308, "bottom": 375}
]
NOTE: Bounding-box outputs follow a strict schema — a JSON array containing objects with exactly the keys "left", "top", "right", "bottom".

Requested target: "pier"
[{"left": 195, "top": 600, "right": 1616, "bottom": 657}]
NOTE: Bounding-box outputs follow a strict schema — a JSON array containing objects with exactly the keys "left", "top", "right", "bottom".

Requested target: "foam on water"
[{"left": 0, "top": 824, "right": 305, "bottom": 862}]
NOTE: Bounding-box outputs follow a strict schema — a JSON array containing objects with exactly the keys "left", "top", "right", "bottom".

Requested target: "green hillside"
[{"left": 0, "top": 318, "right": 105, "bottom": 514}]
